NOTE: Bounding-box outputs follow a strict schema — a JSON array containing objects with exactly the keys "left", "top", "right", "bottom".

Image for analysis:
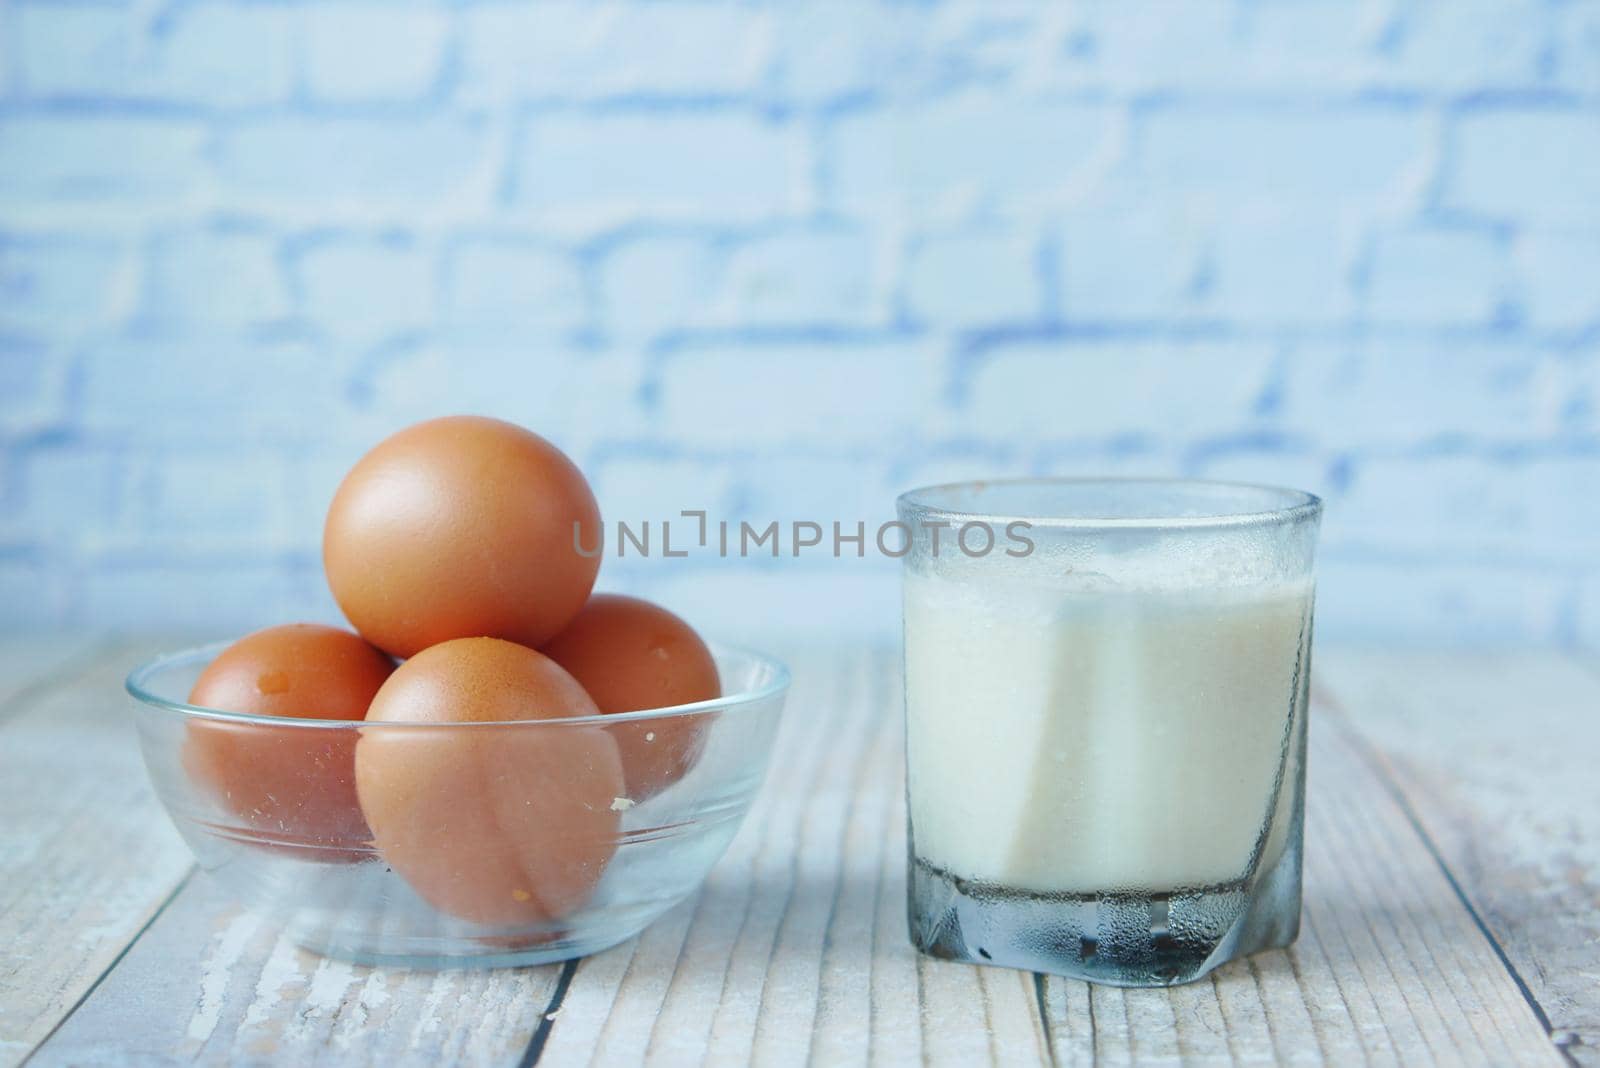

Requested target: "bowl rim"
[{"left": 126, "top": 637, "right": 792, "bottom": 730}]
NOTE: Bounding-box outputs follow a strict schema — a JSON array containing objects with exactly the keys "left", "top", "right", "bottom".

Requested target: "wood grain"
[
  {"left": 33, "top": 876, "right": 567, "bottom": 1067},
  {"left": 0, "top": 636, "right": 100, "bottom": 720},
  {"left": 32, "top": 646, "right": 931, "bottom": 1067},
  {"left": 1033, "top": 678, "right": 1565, "bottom": 1068},
  {"left": 0, "top": 637, "right": 196, "bottom": 1068},
  {"left": 538, "top": 646, "right": 1051, "bottom": 1067},
  {"left": 535, "top": 646, "right": 1561, "bottom": 1067},
  {"left": 2, "top": 639, "right": 1583, "bottom": 1066},
  {"left": 1321, "top": 649, "right": 1600, "bottom": 1067}
]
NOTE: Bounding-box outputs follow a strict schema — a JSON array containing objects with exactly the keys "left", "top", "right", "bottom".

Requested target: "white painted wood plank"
[
  {"left": 540, "top": 645, "right": 1050, "bottom": 1066},
  {"left": 555, "top": 647, "right": 859, "bottom": 1066},
  {"left": 0, "top": 634, "right": 99, "bottom": 717},
  {"left": 1034, "top": 686, "right": 1565, "bottom": 1068},
  {"left": 34, "top": 875, "right": 566, "bottom": 1067},
  {"left": 0, "top": 637, "right": 194, "bottom": 1068},
  {"left": 36, "top": 644, "right": 973, "bottom": 1068},
  {"left": 13, "top": 641, "right": 1577, "bottom": 1066},
  {"left": 16, "top": 631, "right": 568, "bottom": 1067},
  {"left": 1321, "top": 648, "right": 1600, "bottom": 1066}
]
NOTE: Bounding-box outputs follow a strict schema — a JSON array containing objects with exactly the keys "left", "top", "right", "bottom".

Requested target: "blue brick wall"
[{"left": 2, "top": 0, "right": 1598, "bottom": 646}]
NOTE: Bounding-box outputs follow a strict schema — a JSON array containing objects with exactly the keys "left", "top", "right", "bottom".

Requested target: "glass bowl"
[{"left": 126, "top": 639, "right": 789, "bottom": 968}]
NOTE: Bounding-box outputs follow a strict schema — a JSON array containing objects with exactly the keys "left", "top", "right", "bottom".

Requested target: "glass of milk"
[{"left": 898, "top": 479, "right": 1321, "bottom": 986}]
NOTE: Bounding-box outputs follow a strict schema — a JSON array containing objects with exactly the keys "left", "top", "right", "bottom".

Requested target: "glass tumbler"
[{"left": 898, "top": 479, "right": 1321, "bottom": 986}]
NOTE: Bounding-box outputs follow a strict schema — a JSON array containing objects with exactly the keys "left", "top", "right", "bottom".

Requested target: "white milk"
[{"left": 904, "top": 570, "right": 1312, "bottom": 894}]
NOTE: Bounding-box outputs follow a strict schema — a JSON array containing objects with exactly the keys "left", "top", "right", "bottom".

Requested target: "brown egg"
[
  {"left": 355, "top": 637, "right": 625, "bottom": 926},
  {"left": 183, "top": 623, "right": 394, "bottom": 861},
  {"left": 541, "top": 594, "right": 720, "bottom": 800},
  {"left": 323, "top": 416, "right": 602, "bottom": 659}
]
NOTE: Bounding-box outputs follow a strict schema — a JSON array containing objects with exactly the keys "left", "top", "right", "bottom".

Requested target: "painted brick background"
[{"left": 2, "top": 0, "right": 1598, "bottom": 645}]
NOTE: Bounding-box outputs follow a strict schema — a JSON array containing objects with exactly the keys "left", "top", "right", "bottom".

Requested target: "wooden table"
[{"left": 0, "top": 636, "right": 1593, "bottom": 1067}]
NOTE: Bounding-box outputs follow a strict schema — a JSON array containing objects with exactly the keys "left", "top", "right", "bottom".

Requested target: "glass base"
[{"left": 908, "top": 847, "right": 1301, "bottom": 987}]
